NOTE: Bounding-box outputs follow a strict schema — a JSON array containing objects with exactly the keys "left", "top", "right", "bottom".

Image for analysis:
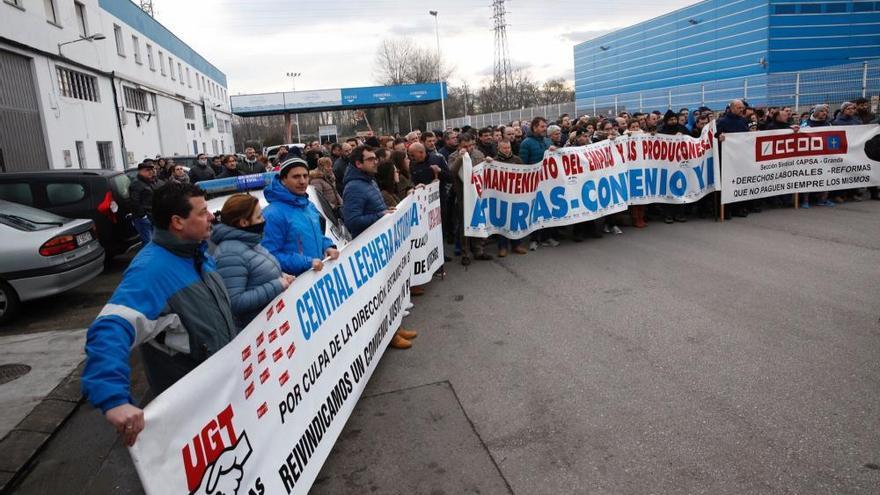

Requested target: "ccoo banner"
[
  {"left": 128, "top": 189, "right": 442, "bottom": 495},
  {"left": 720, "top": 124, "right": 880, "bottom": 204},
  {"left": 463, "top": 124, "right": 718, "bottom": 239}
]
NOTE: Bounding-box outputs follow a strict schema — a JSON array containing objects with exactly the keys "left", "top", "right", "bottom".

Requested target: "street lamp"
[
  {"left": 429, "top": 10, "right": 447, "bottom": 131},
  {"left": 285, "top": 72, "right": 302, "bottom": 143},
  {"left": 57, "top": 33, "right": 106, "bottom": 55}
]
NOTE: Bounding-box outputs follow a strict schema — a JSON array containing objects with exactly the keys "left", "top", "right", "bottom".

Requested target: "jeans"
[{"left": 132, "top": 215, "right": 153, "bottom": 244}]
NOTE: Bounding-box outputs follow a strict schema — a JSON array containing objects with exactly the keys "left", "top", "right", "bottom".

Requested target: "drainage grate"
[{"left": 0, "top": 364, "right": 31, "bottom": 385}]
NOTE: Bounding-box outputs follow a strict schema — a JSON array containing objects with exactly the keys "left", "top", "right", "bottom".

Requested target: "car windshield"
[{"left": 0, "top": 200, "right": 67, "bottom": 231}]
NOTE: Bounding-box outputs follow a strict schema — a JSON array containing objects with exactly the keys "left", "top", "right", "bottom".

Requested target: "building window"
[
  {"left": 824, "top": 3, "right": 847, "bottom": 12},
  {"left": 75, "top": 141, "right": 86, "bottom": 168},
  {"left": 97, "top": 142, "right": 114, "bottom": 170},
  {"left": 178, "top": 62, "right": 183, "bottom": 85},
  {"left": 114, "top": 24, "right": 125, "bottom": 56},
  {"left": 183, "top": 103, "right": 195, "bottom": 120},
  {"left": 773, "top": 4, "right": 796, "bottom": 14},
  {"left": 798, "top": 3, "right": 821, "bottom": 13},
  {"left": 74, "top": 1, "right": 87, "bottom": 36},
  {"left": 853, "top": 1, "right": 874, "bottom": 11},
  {"left": 123, "top": 86, "right": 149, "bottom": 113},
  {"left": 146, "top": 44, "right": 155, "bottom": 71},
  {"left": 169, "top": 57, "right": 175, "bottom": 80},
  {"left": 4, "top": 0, "right": 24, "bottom": 10},
  {"left": 44, "top": 0, "right": 59, "bottom": 25},
  {"left": 158, "top": 50, "right": 165, "bottom": 75},
  {"left": 56, "top": 66, "right": 99, "bottom": 102},
  {"left": 132, "top": 35, "right": 142, "bottom": 64},
  {"left": 186, "top": 67, "right": 192, "bottom": 87}
]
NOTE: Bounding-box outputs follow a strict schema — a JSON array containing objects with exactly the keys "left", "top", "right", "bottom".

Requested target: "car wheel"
[{"left": 0, "top": 280, "right": 21, "bottom": 325}]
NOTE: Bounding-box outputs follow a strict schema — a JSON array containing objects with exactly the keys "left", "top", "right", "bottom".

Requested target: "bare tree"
[
  {"left": 540, "top": 78, "right": 575, "bottom": 105},
  {"left": 373, "top": 37, "right": 454, "bottom": 86},
  {"left": 374, "top": 38, "right": 414, "bottom": 85}
]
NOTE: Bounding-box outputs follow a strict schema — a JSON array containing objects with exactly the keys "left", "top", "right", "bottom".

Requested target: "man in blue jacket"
[
  {"left": 519, "top": 117, "right": 556, "bottom": 165},
  {"left": 342, "top": 146, "right": 392, "bottom": 238},
  {"left": 262, "top": 158, "right": 339, "bottom": 276},
  {"left": 81, "top": 182, "right": 237, "bottom": 446}
]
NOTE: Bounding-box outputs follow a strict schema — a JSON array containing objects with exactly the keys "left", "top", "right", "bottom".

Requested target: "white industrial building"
[{"left": 0, "top": 0, "right": 234, "bottom": 172}]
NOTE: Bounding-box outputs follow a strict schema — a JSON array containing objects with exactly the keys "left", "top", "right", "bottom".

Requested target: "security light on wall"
[
  {"left": 599, "top": 45, "right": 609, "bottom": 51},
  {"left": 57, "top": 33, "right": 106, "bottom": 55},
  {"left": 688, "top": 18, "right": 700, "bottom": 25},
  {"left": 758, "top": 57, "right": 767, "bottom": 68}
]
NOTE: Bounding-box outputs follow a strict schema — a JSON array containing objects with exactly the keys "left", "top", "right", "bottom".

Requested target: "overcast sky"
[{"left": 153, "top": 0, "right": 695, "bottom": 95}]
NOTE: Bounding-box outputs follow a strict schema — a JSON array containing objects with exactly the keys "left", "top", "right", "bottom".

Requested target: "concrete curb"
[{"left": 0, "top": 360, "right": 85, "bottom": 494}]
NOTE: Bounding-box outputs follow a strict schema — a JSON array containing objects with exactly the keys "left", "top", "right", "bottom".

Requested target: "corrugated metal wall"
[{"left": 0, "top": 49, "right": 49, "bottom": 172}]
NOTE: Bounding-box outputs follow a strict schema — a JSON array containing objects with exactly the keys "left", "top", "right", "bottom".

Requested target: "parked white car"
[{"left": 0, "top": 200, "right": 105, "bottom": 324}]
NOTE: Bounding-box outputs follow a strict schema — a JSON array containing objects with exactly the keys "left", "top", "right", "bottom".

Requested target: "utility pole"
[
  {"left": 285, "top": 72, "right": 302, "bottom": 143},
  {"left": 492, "top": 0, "right": 513, "bottom": 109},
  {"left": 429, "top": 11, "right": 447, "bottom": 131}
]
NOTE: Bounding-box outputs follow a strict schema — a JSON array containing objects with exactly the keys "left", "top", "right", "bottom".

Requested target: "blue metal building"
[{"left": 573, "top": 0, "right": 880, "bottom": 114}]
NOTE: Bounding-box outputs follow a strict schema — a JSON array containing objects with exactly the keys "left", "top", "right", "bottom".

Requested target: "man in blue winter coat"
[
  {"left": 342, "top": 145, "right": 392, "bottom": 238},
  {"left": 81, "top": 182, "right": 238, "bottom": 446},
  {"left": 519, "top": 116, "right": 556, "bottom": 164},
  {"left": 262, "top": 158, "right": 340, "bottom": 276}
]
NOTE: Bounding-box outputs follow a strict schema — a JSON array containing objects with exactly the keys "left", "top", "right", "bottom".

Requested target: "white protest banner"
[
  {"left": 463, "top": 125, "right": 717, "bottom": 239},
  {"left": 409, "top": 181, "right": 445, "bottom": 286},
  {"left": 721, "top": 124, "right": 880, "bottom": 204},
  {"left": 129, "top": 190, "right": 442, "bottom": 495}
]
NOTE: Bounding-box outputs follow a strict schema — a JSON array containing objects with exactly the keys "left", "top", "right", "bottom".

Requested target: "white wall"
[{"left": 0, "top": 0, "right": 234, "bottom": 170}]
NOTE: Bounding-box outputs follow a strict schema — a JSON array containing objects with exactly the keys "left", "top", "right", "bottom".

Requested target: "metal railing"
[{"left": 428, "top": 60, "right": 879, "bottom": 129}]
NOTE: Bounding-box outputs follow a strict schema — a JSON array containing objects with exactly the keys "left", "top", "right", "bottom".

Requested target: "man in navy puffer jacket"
[
  {"left": 342, "top": 146, "right": 390, "bottom": 238},
  {"left": 262, "top": 158, "right": 339, "bottom": 276}
]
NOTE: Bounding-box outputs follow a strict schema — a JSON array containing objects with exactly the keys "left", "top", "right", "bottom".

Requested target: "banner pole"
[{"left": 794, "top": 192, "right": 799, "bottom": 209}]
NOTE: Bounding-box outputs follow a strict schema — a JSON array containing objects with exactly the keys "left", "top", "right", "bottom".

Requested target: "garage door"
[{"left": 0, "top": 49, "right": 49, "bottom": 172}]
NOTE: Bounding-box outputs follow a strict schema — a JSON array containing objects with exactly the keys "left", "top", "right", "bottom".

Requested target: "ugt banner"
[
  {"left": 129, "top": 189, "right": 443, "bottom": 495},
  {"left": 721, "top": 124, "right": 880, "bottom": 204},
  {"left": 463, "top": 125, "right": 717, "bottom": 239}
]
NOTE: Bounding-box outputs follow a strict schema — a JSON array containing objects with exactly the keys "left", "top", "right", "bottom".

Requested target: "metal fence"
[{"left": 428, "top": 60, "right": 879, "bottom": 129}]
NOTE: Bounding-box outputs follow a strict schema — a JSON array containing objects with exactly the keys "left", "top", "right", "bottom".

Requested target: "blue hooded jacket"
[
  {"left": 261, "top": 177, "right": 335, "bottom": 275},
  {"left": 342, "top": 165, "right": 387, "bottom": 238},
  {"left": 211, "top": 223, "right": 284, "bottom": 329}
]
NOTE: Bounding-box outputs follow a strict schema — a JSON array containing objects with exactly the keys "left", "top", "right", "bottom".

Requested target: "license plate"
[{"left": 76, "top": 231, "right": 93, "bottom": 245}]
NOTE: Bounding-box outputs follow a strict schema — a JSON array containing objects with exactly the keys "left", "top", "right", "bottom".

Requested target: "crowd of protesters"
[{"left": 83, "top": 94, "right": 878, "bottom": 446}]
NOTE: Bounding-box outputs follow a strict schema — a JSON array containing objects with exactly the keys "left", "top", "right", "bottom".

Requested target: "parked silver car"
[{"left": 0, "top": 200, "right": 105, "bottom": 324}]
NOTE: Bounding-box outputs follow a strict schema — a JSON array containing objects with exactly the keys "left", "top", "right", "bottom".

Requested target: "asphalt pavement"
[{"left": 5, "top": 202, "right": 880, "bottom": 494}]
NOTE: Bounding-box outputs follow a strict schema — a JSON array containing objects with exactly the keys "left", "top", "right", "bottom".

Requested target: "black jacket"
[
  {"left": 189, "top": 163, "right": 216, "bottom": 183},
  {"left": 715, "top": 112, "right": 750, "bottom": 135},
  {"left": 218, "top": 167, "right": 244, "bottom": 179},
  {"left": 332, "top": 156, "right": 351, "bottom": 194},
  {"left": 129, "top": 175, "right": 164, "bottom": 218},
  {"left": 477, "top": 140, "right": 497, "bottom": 159},
  {"left": 411, "top": 153, "right": 452, "bottom": 186},
  {"left": 764, "top": 119, "right": 793, "bottom": 131}
]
